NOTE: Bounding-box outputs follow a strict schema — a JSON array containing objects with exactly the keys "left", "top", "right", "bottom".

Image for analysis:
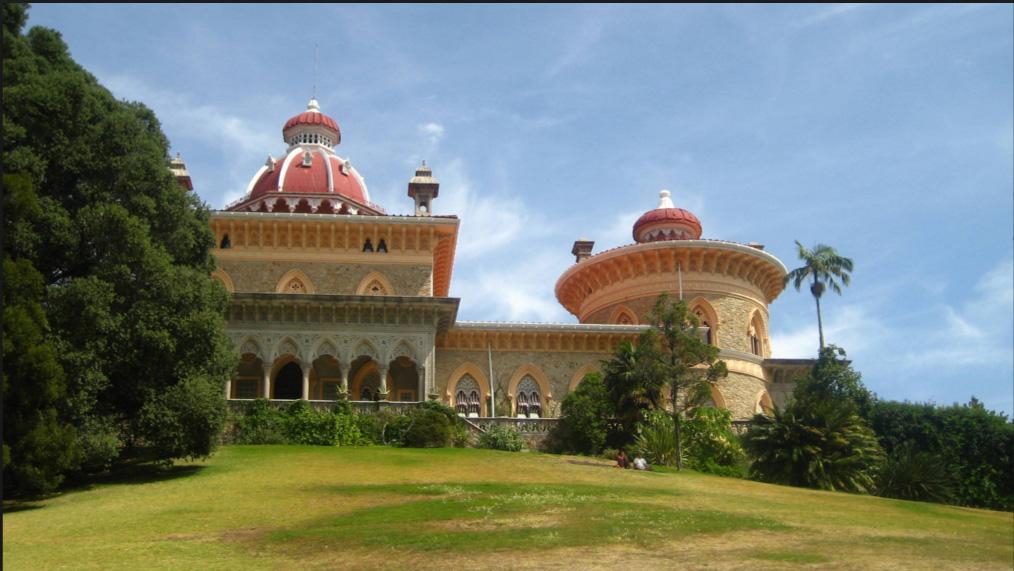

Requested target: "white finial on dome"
[
  {"left": 657, "top": 189, "right": 675, "bottom": 209},
  {"left": 307, "top": 98, "right": 321, "bottom": 113}
]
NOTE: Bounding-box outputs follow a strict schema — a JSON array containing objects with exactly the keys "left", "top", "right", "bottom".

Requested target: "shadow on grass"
[
  {"left": 7, "top": 463, "right": 210, "bottom": 507},
  {"left": 259, "top": 481, "right": 789, "bottom": 555},
  {"left": 2, "top": 502, "right": 46, "bottom": 513}
]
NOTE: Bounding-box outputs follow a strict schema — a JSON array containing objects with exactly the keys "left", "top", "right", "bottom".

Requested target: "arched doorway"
[{"left": 274, "top": 362, "right": 302, "bottom": 399}]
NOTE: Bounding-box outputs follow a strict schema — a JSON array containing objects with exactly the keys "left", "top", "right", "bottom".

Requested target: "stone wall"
[
  {"left": 585, "top": 292, "right": 770, "bottom": 356},
  {"left": 435, "top": 348, "right": 608, "bottom": 417},
  {"left": 715, "top": 371, "right": 769, "bottom": 420},
  {"left": 216, "top": 259, "right": 432, "bottom": 296}
]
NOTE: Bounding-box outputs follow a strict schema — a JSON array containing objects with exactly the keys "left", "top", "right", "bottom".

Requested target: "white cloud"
[
  {"left": 772, "top": 255, "right": 1014, "bottom": 403},
  {"left": 544, "top": 6, "right": 613, "bottom": 78},
  {"left": 418, "top": 122, "right": 445, "bottom": 145},
  {"left": 102, "top": 74, "right": 276, "bottom": 208},
  {"left": 434, "top": 158, "right": 540, "bottom": 260},
  {"left": 792, "top": 4, "right": 865, "bottom": 30},
  {"left": 452, "top": 250, "right": 573, "bottom": 323}
]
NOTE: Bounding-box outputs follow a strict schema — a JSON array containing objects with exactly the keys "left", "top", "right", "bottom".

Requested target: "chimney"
[{"left": 571, "top": 238, "right": 594, "bottom": 262}]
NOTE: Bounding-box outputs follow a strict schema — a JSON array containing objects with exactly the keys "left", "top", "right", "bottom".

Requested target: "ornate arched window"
[
  {"left": 454, "top": 374, "right": 481, "bottom": 417},
  {"left": 284, "top": 277, "right": 307, "bottom": 294},
  {"left": 749, "top": 326, "right": 761, "bottom": 356},
  {"left": 694, "top": 309, "right": 712, "bottom": 345},
  {"left": 366, "top": 280, "right": 387, "bottom": 295},
  {"left": 516, "top": 376, "right": 542, "bottom": 418}
]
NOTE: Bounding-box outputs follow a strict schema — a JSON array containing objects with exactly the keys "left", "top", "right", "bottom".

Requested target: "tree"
[
  {"left": 602, "top": 339, "right": 665, "bottom": 444},
  {"left": 647, "top": 295, "right": 728, "bottom": 470},
  {"left": 784, "top": 241, "right": 853, "bottom": 351},
  {"left": 3, "top": 3, "right": 234, "bottom": 489},
  {"left": 549, "top": 372, "right": 612, "bottom": 455},
  {"left": 742, "top": 345, "right": 883, "bottom": 493},
  {"left": 602, "top": 295, "right": 727, "bottom": 470}
]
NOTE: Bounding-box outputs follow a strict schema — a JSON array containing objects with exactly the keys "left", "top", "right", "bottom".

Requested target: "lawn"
[{"left": 4, "top": 446, "right": 1012, "bottom": 570}]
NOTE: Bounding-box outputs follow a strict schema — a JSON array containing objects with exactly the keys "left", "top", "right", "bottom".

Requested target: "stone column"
[
  {"left": 377, "top": 364, "right": 389, "bottom": 400},
  {"left": 262, "top": 368, "right": 271, "bottom": 400},
  {"left": 224, "top": 379, "right": 232, "bottom": 400},
  {"left": 417, "top": 363, "right": 427, "bottom": 402},
  {"left": 301, "top": 364, "right": 311, "bottom": 401},
  {"left": 339, "top": 362, "right": 350, "bottom": 398}
]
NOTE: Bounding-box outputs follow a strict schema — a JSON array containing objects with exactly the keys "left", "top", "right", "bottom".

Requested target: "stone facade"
[
  {"left": 585, "top": 291, "right": 770, "bottom": 357},
  {"left": 216, "top": 259, "right": 432, "bottom": 296},
  {"left": 435, "top": 348, "right": 607, "bottom": 417}
]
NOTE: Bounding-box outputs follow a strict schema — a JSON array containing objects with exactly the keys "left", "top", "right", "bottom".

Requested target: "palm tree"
[{"left": 784, "top": 241, "right": 853, "bottom": 351}]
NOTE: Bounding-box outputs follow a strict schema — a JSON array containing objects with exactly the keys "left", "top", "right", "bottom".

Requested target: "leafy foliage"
[
  {"left": 3, "top": 3, "right": 234, "bottom": 493},
  {"left": 784, "top": 241, "right": 853, "bottom": 350},
  {"left": 743, "top": 401, "right": 883, "bottom": 493},
  {"left": 633, "top": 410, "right": 678, "bottom": 467},
  {"left": 683, "top": 407, "right": 746, "bottom": 476},
  {"left": 548, "top": 373, "right": 612, "bottom": 455},
  {"left": 876, "top": 444, "right": 954, "bottom": 504},
  {"left": 401, "top": 409, "right": 453, "bottom": 448},
  {"left": 743, "top": 347, "right": 883, "bottom": 493},
  {"left": 868, "top": 399, "right": 1013, "bottom": 510},
  {"left": 477, "top": 425, "right": 524, "bottom": 452},
  {"left": 231, "top": 400, "right": 365, "bottom": 446},
  {"left": 2, "top": 249, "right": 82, "bottom": 496}
]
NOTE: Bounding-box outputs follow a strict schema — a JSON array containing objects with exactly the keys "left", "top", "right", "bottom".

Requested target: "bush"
[
  {"left": 868, "top": 398, "right": 1012, "bottom": 510},
  {"left": 633, "top": 409, "right": 677, "bottom": 467},
  {"left": 876, "top": 443, "right": 954, "bottom": 503},
  {"left": 402, "top": 409, "right": 452, "bottom": 448},
  {"left": 283, "top": 401, "right": 364, "bottom": 446},
  {"left": 549, "top": 373, "right": 611, "bottom": 455},
  {"left": 683, "top": 407, "right": 746, "bottom": 476},
  {"left": 234, "top": 399, "right": 287, "bottom": 444},
  {"left": 742, "top": 400, "right": 883, "bottom": 493},
  {"left": 477, "top": 425, "right": 524, "bottom": 452}
]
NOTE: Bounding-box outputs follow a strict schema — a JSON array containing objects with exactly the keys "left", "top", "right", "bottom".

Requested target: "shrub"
[
  {"left": 549, "top": 373, "right": 611, "bottom": 455},
  {"left": 683, "top": 407, "right": 746, "bottom": 475},
  {"left": 402, "top": 409, "right": 452, "bottom": 448},
  {"left": 868, "top": 399, "right": 1012, "bottom": 510},
  {"left": 477, "top": 425, "right": 524, "bottom": 452},
  {"left": 876, "top": 443, "right": 954, "bottom": 504},
  {"left": 234, "top": 399, "right": 286, "bottom": 444},
  {"left": 633, "top": 410, "right": 677, "bottom": 467},
  {"left": 283, "top": 401, "right": 364, "bottom": 446},
  {"left": 742, "top": 400, "right": 883, "bottom": 493}
]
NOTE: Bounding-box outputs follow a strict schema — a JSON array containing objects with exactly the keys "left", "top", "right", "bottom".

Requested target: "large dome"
[
  {"left": 632, "top": 190, "right": 701, "bottom": 242},
  {"left": 225, "top": 99, "right": 382, "bottom": 215}
]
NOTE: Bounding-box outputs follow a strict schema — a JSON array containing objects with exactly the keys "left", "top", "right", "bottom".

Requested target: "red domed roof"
[
  {"left": 632, "top": 190, "right": 702, "bottom": 242},
  {"left": 248, "top": 148, "right": 368, "bottom": 203},
  {"left": 223, "top": 99, "right": 384, "bottom": 215},
  {"left": 283, "top": 110, "right": 340, "bottom": 135}
]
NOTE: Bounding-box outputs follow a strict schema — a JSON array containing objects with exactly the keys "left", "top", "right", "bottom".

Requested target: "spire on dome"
[
  {"left": 632, "top": 189, "right": 702, "bottom": 243},
  {"left": 657, "top": 189, "right": 675, "bottom": 209},
  {"left": 306, "top": 98, "right": 321, "bottom": 113}
]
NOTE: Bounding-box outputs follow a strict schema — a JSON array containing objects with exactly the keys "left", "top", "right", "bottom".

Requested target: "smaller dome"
[
  {"left": 282, "top": 99, "right": 341, "bottom": 144},
  {"left": 632, "top": 190, "right": 702, "bottom": 243}
]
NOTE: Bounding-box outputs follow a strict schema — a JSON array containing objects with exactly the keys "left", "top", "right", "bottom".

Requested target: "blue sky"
[{"left": 27, "top": 4, "right": 1013, "bottom": 415}]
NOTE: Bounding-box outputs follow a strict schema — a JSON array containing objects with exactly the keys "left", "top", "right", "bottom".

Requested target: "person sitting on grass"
[
  {"left": 633, "top": 455, "right": 650, "bottom": 471},
  {"left": 615, "top": 449, "right": 630, "bottom": 469}
]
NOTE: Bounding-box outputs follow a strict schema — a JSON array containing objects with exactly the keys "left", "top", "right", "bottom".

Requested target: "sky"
[{"left": 26, "top": 4, "right": 1014, "bottom": 415}]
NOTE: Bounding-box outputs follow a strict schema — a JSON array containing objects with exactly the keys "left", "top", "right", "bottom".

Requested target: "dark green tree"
[
  {"left": 646, "top": 295, "right": 728, "bottom": 470},
  {"left": 550, "top": 372, "right": 612, "bottom": 455},
  {"left": 3, "top": 3, "right": 234, "bottom": 486},
  {"left": 601, "top": 295, "right": 727, "bottom": 470},
  {"left": 742, "top": 346, "right": 883, "bottom": 493},
  {"left": 784, "top": 241, "right": 853, "bottom": 351}
]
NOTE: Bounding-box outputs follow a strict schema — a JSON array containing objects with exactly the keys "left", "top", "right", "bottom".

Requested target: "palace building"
[{"left": 195, "top": 99, "right": 808, "bottom": 423}]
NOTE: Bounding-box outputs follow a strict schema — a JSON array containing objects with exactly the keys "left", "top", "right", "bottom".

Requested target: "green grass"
[{"left": 4, "top": 446, "right": 1012, "bottom": 570}]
